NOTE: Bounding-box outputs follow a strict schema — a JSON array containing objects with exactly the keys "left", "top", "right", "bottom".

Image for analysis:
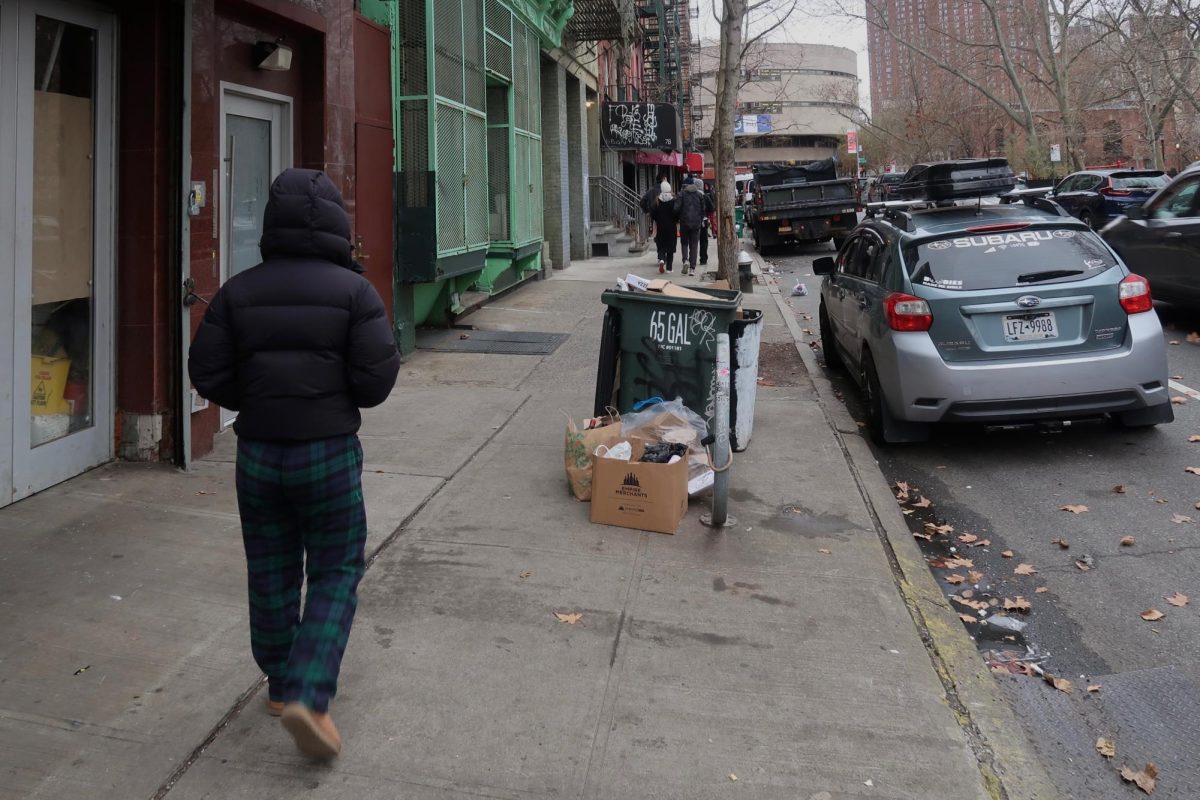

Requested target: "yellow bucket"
[{"left": 31, "top": 355, "right": 71, "bottom": 415}]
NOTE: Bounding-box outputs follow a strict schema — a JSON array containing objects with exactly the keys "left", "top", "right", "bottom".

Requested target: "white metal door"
[
  {"left": 5, "top": 0, "right": 114, "bottom": 505},
  {"left": 0, "top": 1, "right": 18, "bottom": 504},
  {"left": 218, "top": 85, "right": 292, "bottom": 427}
]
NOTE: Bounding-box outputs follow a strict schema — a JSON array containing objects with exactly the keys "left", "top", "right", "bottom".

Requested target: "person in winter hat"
[
  {"left": 189, "top": 168, "right": 400, "bottom": 761},
  {"left": 674, "top": 174, "right": 714, "bottom": 276}
]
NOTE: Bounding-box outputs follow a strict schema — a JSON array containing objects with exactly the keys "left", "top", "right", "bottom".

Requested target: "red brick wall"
[
  {"left": 116, "top": 2, "right": 175, "bottom": 451},
  {"left": 188, "top": 0, "right": 356, "bottom": 459}
]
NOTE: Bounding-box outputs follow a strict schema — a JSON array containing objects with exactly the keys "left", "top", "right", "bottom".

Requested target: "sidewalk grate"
[{"left": 417, "top": 329, "right": 569, "bottom": 355}]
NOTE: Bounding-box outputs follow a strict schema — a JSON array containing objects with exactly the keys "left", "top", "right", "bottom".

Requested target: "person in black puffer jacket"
[{"left": 189, "top": 168, "right": 399, "bottom": 761}]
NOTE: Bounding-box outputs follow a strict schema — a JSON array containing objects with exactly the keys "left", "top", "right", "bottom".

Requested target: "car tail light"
[
  {"left": 884, "top": 293, "right": 934, "bottom": 331},
  {"left": 1101, "top": 182, "right": 1132, "bottom": 197},
  {"left": 830, "top": 214, "right": 841, "bottom": 222},
  {"left": 1119, "top": 274, "right": 1153, "bottom": 314}
]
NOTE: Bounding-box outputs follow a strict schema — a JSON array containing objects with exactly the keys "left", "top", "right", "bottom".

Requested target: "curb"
[{"left": 754, "top": 247, "right": 1061, "bottom": 800}]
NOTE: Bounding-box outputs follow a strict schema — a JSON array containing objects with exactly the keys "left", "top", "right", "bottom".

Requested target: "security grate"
[
  {"left": 464, "top": 112, "right": 489, "bottom": 247},
  {"left": 513, "top": 22, "right": 529, "bottom": 130},
  {"left": 529, "top": 137, "right": 543, "bottom": 238},
  {"left": 486, "top": 32, "right": 512, "bottom": 80},
  {"left": 484, "top": 0, "right": 510, "bottom": 38},
  {"left": 435, "top": 0, "right": 464, "bottom": 103},
  {"left": 527, "top": 46, "right": 541, "bottom": 135},
  {"left": 436, "top": 103, "right": 467, "bottom": 251},
  {"left": 399, "top": 100, "right": 429, "bottom": 207},
  {"left": 487, "top": 124, "right": 510, "bottom": 241},
  {"left": 514, "top": 133, "right": 530, "bottom": 244},
  {"left": 417, "top": 329, "right": 570, "bottom": 355},
  {"left": 397, "top": 0, "right": 427, "bottom": 96},
  {"left": 463, "top": 0, "right": 486, "bottom": 111}
]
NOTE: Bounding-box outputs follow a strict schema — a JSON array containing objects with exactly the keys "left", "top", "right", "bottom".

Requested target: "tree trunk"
[{"left": 714, "top": 0, "right": 747, "bottom": 283}]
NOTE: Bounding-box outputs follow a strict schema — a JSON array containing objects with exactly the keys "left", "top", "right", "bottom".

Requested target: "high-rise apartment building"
[{"left": 867, "top": 0, "right": 1038, "bottom": 117}]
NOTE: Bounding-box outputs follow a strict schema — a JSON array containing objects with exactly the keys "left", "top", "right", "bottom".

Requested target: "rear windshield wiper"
[{"left": 1017, "top": 269, "right": 1084, "bottom": 283}]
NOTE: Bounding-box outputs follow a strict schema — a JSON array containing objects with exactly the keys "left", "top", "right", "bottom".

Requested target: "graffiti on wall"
[{"left": 601, "top": 102, "right": 680, "bottom": 151}]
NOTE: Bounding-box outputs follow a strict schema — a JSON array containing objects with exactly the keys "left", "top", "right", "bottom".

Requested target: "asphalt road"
[{"left": 762, "top": 238, "right": 1200, "bottom": 799}]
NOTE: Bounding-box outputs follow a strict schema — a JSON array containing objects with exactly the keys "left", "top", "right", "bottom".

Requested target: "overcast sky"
[{"left": 693, "top": 1, "right": 871, "bottom": 107}]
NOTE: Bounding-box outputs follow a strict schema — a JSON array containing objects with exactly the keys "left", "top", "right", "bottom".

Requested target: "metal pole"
[{"left": 702, "top": 332, "right": 734, "bottom": 528}]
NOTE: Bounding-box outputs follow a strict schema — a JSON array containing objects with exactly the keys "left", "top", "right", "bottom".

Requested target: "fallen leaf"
[
  {"left": 553, "top": 612, "right": 583, "bottom": 624},
  {"left": 958, "top": 533, "right": 979, "bottom": 544},
  {"left": 1120, "top": 763, "right": 1158, "bottom": 795},
  {"left": 1172, "top": 513, "right": 1195, "bottom": 524},
  {"left": 1036, "top": 586, "right": 1049, "bottom": 593},
  {"left": 1075, "top": 560, "right": 1092, "bottom": 572},
  {"left": 1170, "top": 340, "right": 1182, "bottom": 345},
  {"left": 1088, "top": 684, "right": 1102, "bottom": 692},
  {"left": 1061, "top": 504, "right": 1089, "bottom": 514},
  {"left": 1187, "top": 331, "right": 1200, "bottom": 343},
  {"left": 1187, "top": 467, "right": 1200, "bottom": 475},
  {"left": 1121, "top": 536, "right": 1137, "bottom": 546},
  {"left": 1003, "top": 596, "right": 1032, "bottom": 612},
  {"left": 959, "top": 613, "right": 979, "bottom": 624},
  {"left": 1172, "top": 396, "right": 1188, "bottom": 404},
  {"left": 817, "top": 548, "right": 832, "bottom": 555},
  {"left": 893, "top": 481, "right": 910, "bottom": 499},
  {"left": 1157, "top": 498, "right": 1170, "bottom": 504},
  {"left": 1140, "top": 608, "right": 1165, "bottom": 621},
  {"left": 901, "top": 508, "right": 915, "bottom": 515},
  {"left": 1052, "top": 537, "right": 1070, "bottom": 549},
  {"left": 968, "top": 570, "right": 985, "bottom": 583},
  {"left": 912, "top": 531, "right": 934, "bottom": 541},
  {"left": 912, "top": 497, "right": 933, "bottom": 508},
  {"left": 801, "top": 327, "right": 815, "bottom": 335},
  {"left": 728, "top": 773, "right": 738, "bottom": 782},
  {"left": 1190, "top": 435, "right": 1200, "bottom": 443},
  {"left": 972, "top": 538, "right": 992, "bottom": 547},
  {"left": 925, "top": 522, "right": 955, "bottom": 535},
  {"left": 195, "top": 490, "right": 214, "bottom": 496},
  {"left": 1045, "top": 674, "right": 1073, "bottom": 693},
  {"left": 1096, "top": 736, "right": 1116, "bottom": 759},
  {"left": 945, "top": 573, "right": 967, "bottom": 585},
  {"left": 519, "top": 571, "right": 532, "bottom": 579},
  {"left": 953, "top": 595, "right": 989, "bottom": 611},
  {"left": 1172, "top": 374, "right": 1184, "bottom": 379},
  {"left": 1113, "top": 484, "right": 1128, "bottom": 493},
  {"left": 1015, "top": 563, "right": 1038, "bottom": 575},
  {"left": 1166, "top": 592, "right": 1189, "bottom": 607},
  {"left": 1001, "top": 549, "right": 1015, "bottom": 558}
]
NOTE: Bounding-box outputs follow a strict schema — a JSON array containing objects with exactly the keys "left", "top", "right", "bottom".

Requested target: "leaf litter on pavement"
[{"left": 1120, "top": 763, "right": 1158, "bottom": 795}]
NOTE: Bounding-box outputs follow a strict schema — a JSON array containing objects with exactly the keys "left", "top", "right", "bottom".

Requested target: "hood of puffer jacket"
[
  {"left": 259, "top": 168, "right": 358, "bottom": 271},
  {"left": 680, "top": 182, "right": 703, "bottom": 195}
]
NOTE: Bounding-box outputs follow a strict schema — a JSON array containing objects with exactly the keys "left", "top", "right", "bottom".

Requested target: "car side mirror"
[{"left": 813, "top": 256, "right": 835, "bottom": 275}]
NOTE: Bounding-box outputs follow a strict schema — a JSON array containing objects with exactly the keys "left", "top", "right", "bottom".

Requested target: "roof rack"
[{"left": 996, "top": 187, "right": 1071, "bottom": 217}]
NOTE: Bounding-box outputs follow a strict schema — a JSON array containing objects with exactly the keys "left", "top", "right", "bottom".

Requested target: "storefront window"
[{"left": 30, "top": 16, "right": 95, "bottom": 447}]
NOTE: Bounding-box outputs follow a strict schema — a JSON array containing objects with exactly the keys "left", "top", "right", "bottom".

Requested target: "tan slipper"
[
  {"left": 266, "top": 699, "right": 285, "bottom": 717},
  {"left": 280, "top": 703, "right": 341, "bottom": 759}
]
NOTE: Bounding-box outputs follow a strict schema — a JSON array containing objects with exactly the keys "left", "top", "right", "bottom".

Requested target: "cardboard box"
[
  {"left": 645, "top": 279, "right": 713, "bottom": 301},
  {"left": 702, "top": 279, "right": 732, "bottom": 291},
  {"left": 590, "top": 438, "right": 689, "bottom": 534},
  {"left": 33, "top": 91, "right": 94, "bottom": 304}
]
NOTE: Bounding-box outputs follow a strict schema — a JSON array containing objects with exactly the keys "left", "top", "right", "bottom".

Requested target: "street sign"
[
  {"left": 846, "top": 129, "right": 858, "bottom": 153},
  {"left": 1049, "top": 144, "right": 1061, "bottom": 162}
]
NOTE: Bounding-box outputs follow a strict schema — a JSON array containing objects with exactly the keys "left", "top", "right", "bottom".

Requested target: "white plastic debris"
[
  {"left": 984, "top": 615, "right": 1028, "bottom": 633},
  {"left": 595, "top": 441, "right": 633, "bottom": 461},
  {"left": 791, "top": 282, "right": 808, "bottom": 297}
]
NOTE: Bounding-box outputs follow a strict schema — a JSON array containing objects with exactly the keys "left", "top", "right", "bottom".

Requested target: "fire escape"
[{"left": 636, "top": 0, "right": 700, "bottom": 151}]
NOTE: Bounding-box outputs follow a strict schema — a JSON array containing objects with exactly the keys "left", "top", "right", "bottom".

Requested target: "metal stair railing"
[{"left": 588, "top": 175, "right": 649, "bottom": 246}]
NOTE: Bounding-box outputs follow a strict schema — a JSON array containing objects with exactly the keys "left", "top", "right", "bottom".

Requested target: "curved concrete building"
[{"left": 693, "top": 42, "right": 859, "bottom": 166}]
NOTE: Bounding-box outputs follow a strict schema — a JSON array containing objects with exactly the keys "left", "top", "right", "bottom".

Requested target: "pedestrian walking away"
[
  {"left": 674, "top": 173, "right": 713, "bottom": 276},
  {"left": 646, "top": 170, "right": 679, "bottom": 273},
  {"left": 188, "top": 168, "right": 401, "bottom": 760}
]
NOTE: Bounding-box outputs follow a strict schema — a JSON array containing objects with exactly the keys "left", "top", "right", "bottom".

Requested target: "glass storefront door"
[{"left": 0, "top": 0, "right": 114, "bottom": 506}]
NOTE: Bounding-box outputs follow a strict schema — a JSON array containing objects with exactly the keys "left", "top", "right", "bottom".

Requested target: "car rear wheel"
[
  {"left": 861, "top": 350, "right": 930, "bottom": 444},
  {"left": 819, "top": 303, "right": 843, "bottom": 370}
]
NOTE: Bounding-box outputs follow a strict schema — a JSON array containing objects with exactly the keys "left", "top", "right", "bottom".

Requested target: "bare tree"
[{"left": 711, "top": 0, "right": 797, "bottom": 282}]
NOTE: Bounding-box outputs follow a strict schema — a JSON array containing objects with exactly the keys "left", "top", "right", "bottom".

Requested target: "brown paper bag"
[{"left": 564, "top": 411, "right": 622, "bottom": 501}]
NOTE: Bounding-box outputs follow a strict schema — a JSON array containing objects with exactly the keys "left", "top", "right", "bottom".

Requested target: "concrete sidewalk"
[{"left": 0, "top": 250, "right": 1051, "bottom": 799}]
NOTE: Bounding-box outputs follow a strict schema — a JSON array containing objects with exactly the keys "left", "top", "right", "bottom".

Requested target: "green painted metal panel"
[{"left": 359, "top": 0, "right": 390, "bottom": 27}]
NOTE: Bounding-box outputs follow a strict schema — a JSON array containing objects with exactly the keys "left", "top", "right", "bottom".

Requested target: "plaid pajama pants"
[{"left": 235, "top": 434, "right": 367, "bottom": 713}]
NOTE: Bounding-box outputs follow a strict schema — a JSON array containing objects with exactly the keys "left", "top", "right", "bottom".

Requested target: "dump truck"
[{"left": 746, "top": 158, "right": 858, "bottom": 251}]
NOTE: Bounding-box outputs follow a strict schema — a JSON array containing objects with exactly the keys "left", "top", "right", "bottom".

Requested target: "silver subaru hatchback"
[{"left": 815, "top": 201, "right": 1172, "bottom": 443}]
